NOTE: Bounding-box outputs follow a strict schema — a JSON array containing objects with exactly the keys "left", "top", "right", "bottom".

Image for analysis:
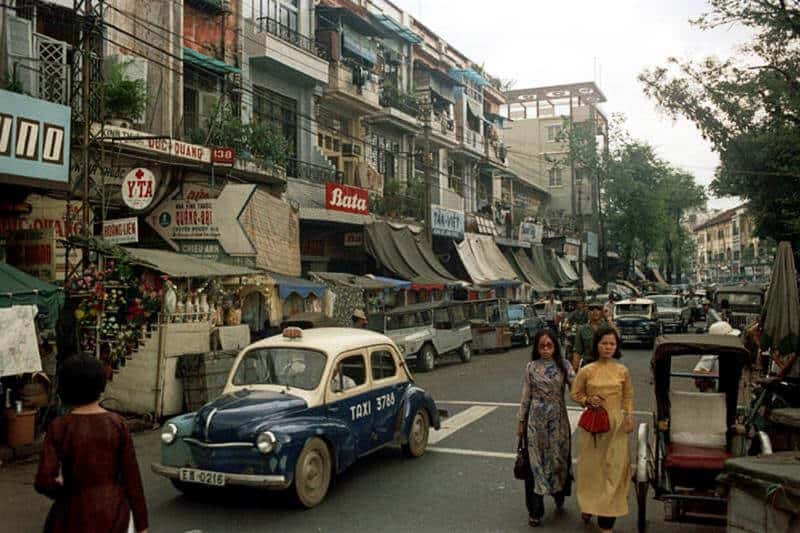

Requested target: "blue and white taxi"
[{"left": 151, "top": 327, "right": 442, "bottom": 507}]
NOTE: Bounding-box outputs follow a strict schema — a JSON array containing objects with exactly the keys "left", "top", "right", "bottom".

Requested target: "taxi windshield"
[
  {"left": 616, "top": 304, "right": 653, "bottom": 317},
  {"left": 232, "top": 348, "right": 327, "bottom": 390}
]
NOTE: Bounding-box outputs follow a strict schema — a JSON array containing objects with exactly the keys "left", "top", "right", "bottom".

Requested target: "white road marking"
[
  {"left": 438, "top": 400, "right": 652, "bottom": 417},
  {"left": 429, "top": 405, "right": 497, "bottom": 444},
  {"left": 428, "top": 446, "right": 516, "bottom": 459}
]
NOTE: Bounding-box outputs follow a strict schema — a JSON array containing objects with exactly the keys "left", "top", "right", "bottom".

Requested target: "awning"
[
  {"left": 268, "top": 272, "right": 327, "bottom": 300},
  {"left": 299, "top": 207, "right": 374, "bottom": 226},
  {"left": 529, "top": 245, "right": 561, "bottom": 289},
  {"left": 310, "top": 272, "right": 394, "bottom": 291},
  {"left": 365, "top": 275, "right": 411, "bottom": 291},
  {"left": 122, "top": 247, "right": 258, "bottom": 278},
  {"left": 504, "top": 249, "right": 556, "bottom": 293},
  {"left": 578, "top": 262, "right": 601, "bottom": 291},
  {"left": 647, "top": 266, "right": 668, "bottom": 285},
  {"left": 371, "top": 13, "right": 422, "bottom": 43},
  {"left": 544, "top": 249, "right": 572, "bottom": 286},
  {"left": 365, "top": 222, "right": 463, "bottom": 286},
  {"left": 466, "top": 99, "right": 483, "bottom": 120},
  {"left": 342, "top": 33, "right": 377, "bottom": 65},
  {"left": 456, "top": 233, "right": 521, "bottom": 287},
  {"left": 449, "top": 68, "right": 489, "bottom": 87},
  {"left": 0, "top": 263, "right": 64, "bottom": 330},
  {"left": 429, "top": 73, "right": 455, "bottom": 104},
  {"left": 556, "top": 255, "right": 579, "bottom": 283},
  {"left": 183, "top": 47, "right": 240, "bottom": 75}
]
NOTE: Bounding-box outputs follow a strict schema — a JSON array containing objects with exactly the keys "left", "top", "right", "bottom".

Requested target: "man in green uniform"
[
  {"left": 567, "top": 299, "right": 589, "bottom": 326},
  {"left": 572, "top": 301, "right": 606, "bottom": 370}
]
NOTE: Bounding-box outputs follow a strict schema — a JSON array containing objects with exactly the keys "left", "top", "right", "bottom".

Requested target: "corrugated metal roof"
[{"left": 122, "top": 248, "right": 258, "bottom": 278}]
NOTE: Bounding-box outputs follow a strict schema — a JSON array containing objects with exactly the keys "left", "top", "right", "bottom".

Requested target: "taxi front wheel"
[
  {"left": 402, "top": 409, "right": 430, "bottom": 458},
  {"left": 294, "top": 437, "right": 332, "bottom": 508}
]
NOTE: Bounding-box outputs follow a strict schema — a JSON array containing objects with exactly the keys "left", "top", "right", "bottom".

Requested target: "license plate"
[
  {"left": 179, "top": 468, "right": 225, "bottom": 487},
  {"left": 621, "top": 335, "right": 634, "bottom": 340}
]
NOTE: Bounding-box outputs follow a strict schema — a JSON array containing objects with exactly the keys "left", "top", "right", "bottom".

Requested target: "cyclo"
[{"left": 634, "top": 334, "right": 772, "bottom": 531}]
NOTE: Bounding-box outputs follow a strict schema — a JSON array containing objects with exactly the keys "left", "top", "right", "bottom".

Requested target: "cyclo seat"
[{"left": 664, "top": 391, "right": 730, "bottom": 471}]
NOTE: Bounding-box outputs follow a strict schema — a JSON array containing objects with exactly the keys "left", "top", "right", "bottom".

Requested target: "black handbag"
[{"left": 514, "top": 434, "right": 531, "bottom": 480}]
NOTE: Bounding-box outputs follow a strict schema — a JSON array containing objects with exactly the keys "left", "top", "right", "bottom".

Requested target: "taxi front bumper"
[{"left": 151, "top": 462, "right": 291, "bottom": 490}]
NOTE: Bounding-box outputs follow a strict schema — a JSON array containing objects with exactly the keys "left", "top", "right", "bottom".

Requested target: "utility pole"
[
  {"left": 568, "top": 100, "right": 584, "bottom": 293},
  {"left": 420, "top": 95, "right": 433, "bottom": 244}
]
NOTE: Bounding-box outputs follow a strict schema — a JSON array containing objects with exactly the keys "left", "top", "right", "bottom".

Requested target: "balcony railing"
[
  {"left": 256, "top": 17, "right": 328, "bottom": 60},
  {"left": 380, "top": 88, "right": 421, "bottom": 118},
  {"left": 286, "top": 158, "right": 342, "bottom": 184},
  {"left": 457, "top": 127, "right": 485, "bottom": 153}
]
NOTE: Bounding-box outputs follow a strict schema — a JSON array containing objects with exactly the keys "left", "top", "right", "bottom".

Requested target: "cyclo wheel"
[{"left": 636, "top": 480, "right": 647, "bottom": 531}]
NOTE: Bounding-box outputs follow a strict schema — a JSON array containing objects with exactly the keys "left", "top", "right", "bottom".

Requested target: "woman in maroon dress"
[{"left": 35, "top": 356, "right": 149, "bottom": 533}]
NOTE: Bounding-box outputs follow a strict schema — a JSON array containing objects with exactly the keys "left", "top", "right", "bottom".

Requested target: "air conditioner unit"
[{"left": 342, "top": 143, "right": 362, "bottom": 157}]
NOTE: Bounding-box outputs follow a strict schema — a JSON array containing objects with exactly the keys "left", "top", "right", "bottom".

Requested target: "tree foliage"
[{"left": 639, "top": 0, "right": 800, "bottom": 249}]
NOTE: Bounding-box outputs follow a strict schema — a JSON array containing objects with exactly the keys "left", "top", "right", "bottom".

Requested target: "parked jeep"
[
  {"left": 382, "top": 301, "right": 473, "bottom": 372},
  {"left": 649, "top": 294, "right": 691, "bottom": 333},
  {"left": 613, "top": 298, "right": 662, "bottom": 348},
  {"left": 712, "top": 283, "right": 765, "bottom": 331}
]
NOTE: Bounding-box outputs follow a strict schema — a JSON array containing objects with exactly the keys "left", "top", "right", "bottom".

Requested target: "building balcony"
[
  {"left": 245, "top": 17, "right": 329, "bottom": 85},
  {"left": 7, "top": 32, "right": 70, "bottom": 106},
  {"left": 425, "top": 111, "right": 459, "bottom": 149},
  {"left": 455, "top": 127, "right": 486, "bottom": 157},
  {"left": 286, "top": 157, "right": 343, "bottom": 184},
  {"left": 367, "top": 88, "right": 421, "bottom": 132},
  {"left": 323, "top": 61, "right": 381, "bottom": 115},
  {"left": 484, "top": 139, "right": 508, "bottom": 168}
]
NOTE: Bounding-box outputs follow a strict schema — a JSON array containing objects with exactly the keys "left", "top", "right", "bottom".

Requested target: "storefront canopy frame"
[
  {"left": 183, "top": 47, "right": 240, "bottom": 75},
  {"left": 122, "top": 247, "right": 258, "bottom": 278},
  {"left": 456, "top": 233, "right": 521, "bottom": 288},
  {"left": 366, "top": 275, "right": 412, "bottom": 291},
  {"left": 365, "top": 222, "right": 463, "bottom": 287},
  {"left": 504, "top": 248, "right": 556, "bottom": 293},
  {"left": 268, "top": 272, "right": 327, "bottom": 300},
  {"left": 310, "top": 271, "right": 396, "bottom": 291},
  {"left": 0, "top": 262, "right": 63, "bottom": 329}
]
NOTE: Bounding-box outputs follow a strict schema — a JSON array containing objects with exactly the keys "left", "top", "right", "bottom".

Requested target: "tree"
[
  {"left": 657, "top": 169, "right": 707, "bottom": 282},
  {"left": 639, "top": 0, "right": 800, "bottom": 250}
]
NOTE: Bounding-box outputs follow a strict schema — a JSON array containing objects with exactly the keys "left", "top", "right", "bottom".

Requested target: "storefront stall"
[
  {"left": 309, "top": 272, "right": 401, "bottom": 326},
  {"left": 503, "top": 247, "right": 556, "bottom": 297},
  {"left": 455, "top": 233, "right": 522, "bottom": 299}
]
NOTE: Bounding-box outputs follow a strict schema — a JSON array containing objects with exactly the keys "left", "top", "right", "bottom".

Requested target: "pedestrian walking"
[
  {"left": 516, "top": 330, "right": 575, "bottom": 527},
  {"left": 570, "top": 326, "right": 634, "bottom": 533},
  {"left": 571, "top": 301, "right": 610, "bottom": 370},
  {"left": 351, "top": 308, "right": 368, "bottom": 328},
  {"left": 543, "top": 293, "right": 558, "bottom": 331},
  {"left": 35, "top": 355, "right": 149, "bottom": 533}
]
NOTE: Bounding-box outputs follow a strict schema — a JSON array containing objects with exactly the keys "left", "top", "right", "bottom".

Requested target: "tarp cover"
[
  {"left": 365, "top": 222, "right": 461, "bottom": 286},
  {"left": 530, "top": 246, "right": 561, "bottom": 289},
  {"left": 578, "top": 262, "right": 601, "bottom": 291},
  {"left": 456, "top": 233, "right": 520, "bottom": 287},
  {"left": 366, "top": 275, "right": 411, "bottom": 291},
  {"left": 555, "top": 255, "right": 579, "bottom": 284},
  {"left": 122, "top": 248, "right": 259, "bottom": 278},
  {"left": 761, "top": 241, "right": 800, "bottom": 355},
  {"left": 0, "top": 262, "right": 63, "bottom": 329},
  {"left": 504, "top": 249, "right": 555, "bottom": 293},
  {"left": 268, "top": 272, "right": 327, "bottom": 300},
  {"left": 310, "top": 272, "right": 395, "bottom": 291}
]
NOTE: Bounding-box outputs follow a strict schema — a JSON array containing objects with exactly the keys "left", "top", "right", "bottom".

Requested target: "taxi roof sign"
[{"left": 282, "top": 327, "right": 303, "bottom": 339}]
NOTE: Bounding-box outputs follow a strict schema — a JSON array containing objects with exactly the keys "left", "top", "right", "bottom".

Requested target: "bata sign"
[
  {"left": 121, "top": 168, "right": 157, "bottom": 210},
  {"left": 325, "top": 182, "right": 368, "bottom": 215}
]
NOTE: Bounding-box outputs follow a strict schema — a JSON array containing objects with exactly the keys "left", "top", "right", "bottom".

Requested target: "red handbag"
[{"left": 578, "top": 406, "right": 610, "bottom": 435}]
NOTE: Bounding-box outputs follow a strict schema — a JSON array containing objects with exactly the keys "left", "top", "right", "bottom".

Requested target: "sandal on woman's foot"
[
  {"left": 581, "top": 513, "right": 592, "bottom": 523},
  {"left": 528, "top": 517, "right": 541, "bottom": 527}
]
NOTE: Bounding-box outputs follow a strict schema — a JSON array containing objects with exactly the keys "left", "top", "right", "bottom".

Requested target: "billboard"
[{"left": 0, "top": 90, "right": 71, "bottom": 188}]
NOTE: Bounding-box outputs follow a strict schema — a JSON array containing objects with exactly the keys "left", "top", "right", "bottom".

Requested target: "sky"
[{"left": 391, "top": 0, "right": 753, "bottom": 210}]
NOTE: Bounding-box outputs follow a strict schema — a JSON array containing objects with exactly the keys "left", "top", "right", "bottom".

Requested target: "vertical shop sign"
[{"left": 325, "top": 182, "right": 369, "bottom": 215}]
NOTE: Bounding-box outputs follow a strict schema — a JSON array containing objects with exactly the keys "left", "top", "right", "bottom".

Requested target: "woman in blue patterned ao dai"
[{"left": 517, "top": 329, "right": 576, "bottom": 527}]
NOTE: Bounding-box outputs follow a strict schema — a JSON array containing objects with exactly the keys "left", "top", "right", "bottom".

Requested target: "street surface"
[{"left": 1, "top": 343, "right": 724, "bottom": 533}]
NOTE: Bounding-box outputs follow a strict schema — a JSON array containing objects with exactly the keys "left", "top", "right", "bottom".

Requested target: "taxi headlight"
[
  {"left": 161, "top": 423, "right": 178, "bottom": 445},
  {"left": 256, "top": 431, "right": 277, "bottom": 454}
]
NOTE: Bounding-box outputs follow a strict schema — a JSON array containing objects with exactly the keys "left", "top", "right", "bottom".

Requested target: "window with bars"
[
  {"left": 253, "top": 85, "right": 298, "bottom": 156},
  {"left": 548, "top": 167, "right": 563, "bottom": 187}
]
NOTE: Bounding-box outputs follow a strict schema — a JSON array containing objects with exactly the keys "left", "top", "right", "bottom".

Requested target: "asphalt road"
[{"left": 1, "top": 342, "right": 725, "bottom": 533}]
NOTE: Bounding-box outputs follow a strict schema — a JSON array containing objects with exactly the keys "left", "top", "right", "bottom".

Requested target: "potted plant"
[{"left": 104, "top": 61, "right": 147, "bottom": 127}]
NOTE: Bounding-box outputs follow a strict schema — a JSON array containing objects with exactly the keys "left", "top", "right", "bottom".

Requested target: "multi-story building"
[{"left": 693, "top": 204, "right": 773, "bottom": 283}]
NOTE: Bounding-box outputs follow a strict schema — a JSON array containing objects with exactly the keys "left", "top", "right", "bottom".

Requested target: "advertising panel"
[
  {"left": 325, "top": 182, "right": 369, "bottom": 215},
  {"left": 102, "top": 217, "right": 139, "bottom": 245},
  {"left": 431, "top": 206, "right": 465, "bottom": 239},
  {"left": 0, "top": 90, "right": 71, "bottom": 188},
  {"left": 121, "top": 168, "right": 157, "bottom": 210}
]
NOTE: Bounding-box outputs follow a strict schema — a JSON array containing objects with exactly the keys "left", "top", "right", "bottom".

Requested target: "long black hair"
[
  {"left": 591, "top": 324, "right": 623, "bottom": 360},
  {"left": 530, "top": 329, "right": 568, "bottom": 381}
]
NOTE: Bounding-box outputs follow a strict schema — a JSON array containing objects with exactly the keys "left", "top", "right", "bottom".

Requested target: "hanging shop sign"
[
  {"left": 5, "top": 228, "right": 57, "bottom": 281},
  {"left": 586, "top": 231, "right": 598, "bottom": 259},
  {"left": 211, "top": 146, "right": 235, "bottom": 166},
  {"left": 121, "top": 168, "right": 158, "bottom": 210},
  {"left": 518, "top": 222, "right": 543, "bottom": 244},
  {"left": 101, "top": 217, "right": 139, "bottom": 245},
  {"left": 0, "top": 89, "right": 71, "bottom": 189},
  {"left": 0, "top": 194, "right": 87, "bottom": 280},
  {"left": 98, "top": 124, "right": 212, "bottom": 163},
  {"left": 344, "top": 232, "right": 364, "bottom": 247},
  {"left": 564, "top": 238, "right": 580, "bottom": 259},
  {"left": 325, "top": 182, "right": 369, "bottom": 216},
  {"left": 431, "top": 206, "right": 465, "bottom": 239},
  {"left": 146, "top": 184, "right": 257, "bottom": 256}
]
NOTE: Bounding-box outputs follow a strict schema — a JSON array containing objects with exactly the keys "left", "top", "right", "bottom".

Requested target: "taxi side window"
[
  {"left": 331, "top": 354, "right": 366, "bottom": 392},
  {"left": 371, "top": 350, "right": 397, "bottom": 380}
]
